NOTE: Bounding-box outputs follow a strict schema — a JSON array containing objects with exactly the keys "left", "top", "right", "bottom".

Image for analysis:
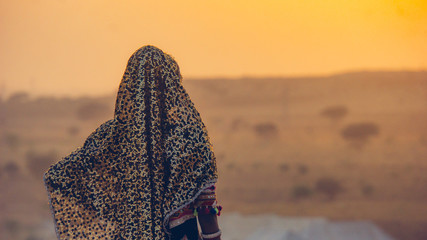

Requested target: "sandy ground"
[{"left": 1, "top": 71, "right": 427, "bottom": 240}]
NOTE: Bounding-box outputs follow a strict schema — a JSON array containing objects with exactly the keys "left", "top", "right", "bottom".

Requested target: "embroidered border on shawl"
[
  {"left": 163, "top": 180, "right": 217, "bottom": 237},
  {"left": 169, "top": 214, "right": 195, "bottom": 229}
]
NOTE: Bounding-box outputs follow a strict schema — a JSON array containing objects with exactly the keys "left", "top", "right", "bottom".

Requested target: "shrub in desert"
[
  {"left": 3, "top": 161, "right": 21, "bottom": 178},
  {"left": 341, "top": 122, "right": 379, "bottom": 149},
  {"left": 231, "top": 118, "right": 247, "bottom": 131},
  {"left": 67, "top": 126, "right": 80, "bottom": 136},
  {"left": 320, "top": 105, "right": 348, "bottom": 124},
  {"left": 361, "top": 183, "right": 374, "bottom": 197},
  {"left": 3, "top": 132, "right": 22, "bottom": 151},
  {"left": 26, "top": 149, "right": 57, "bottom": 178},
  {"left": 315, "top": 177, "right": 344, "bottom": 200},
  {"left": 279, "top": 163, "right": 289, "bottom": 172},
  {"left": 298, "top": 164, "right": 309, "bottom": 175},
  {"left": 76, "top": 101, "right": 110, "bottom": 121},
  {"left": 252, "top": 162, "right": 262, "bottom": 169},
  {"left": 254, "top": 122, "right": 278, "bottom": 139},
  {"left": 4, "top": 219, "right": 20, "bottom": 237},
  {"left": 291, "top": 185, "right": 313, "bottom": 200},
  {"left": 226, "top": 162, "right": 236, "bottom": 170},
  {"left": 7, "top": 91, "right": 30, "bottom": 103}
]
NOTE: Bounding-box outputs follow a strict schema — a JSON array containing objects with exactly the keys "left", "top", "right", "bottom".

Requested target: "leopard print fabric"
[{"left": 44, "top": 45, "right": 218, "bottom": 240}]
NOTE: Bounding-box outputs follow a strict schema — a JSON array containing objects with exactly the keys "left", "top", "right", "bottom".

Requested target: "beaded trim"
[
  {"left": 193, "top": 205, "right": 223, "bottom": 216},
  {"left": 164, "top": 181, "right": 216, "bottom": 235},
  {"left": 201, "top": 230, "right": 222, "bottom": 239},
  {"left": 197, "top": 194, "right": 216, "bottom": 200},
  {"left": 169, "top": 214, "right": 196, "bottom": 228}
]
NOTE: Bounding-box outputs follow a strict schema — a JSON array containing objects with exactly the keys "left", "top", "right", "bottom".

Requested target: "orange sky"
[{"left": 1, "top": 0, "right": 426, "bottom": 97}]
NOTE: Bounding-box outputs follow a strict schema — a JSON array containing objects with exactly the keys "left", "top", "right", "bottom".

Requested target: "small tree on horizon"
[
  {"left": 291, "top": 185, "right": 313, "bottom": 200},
  {"left": 254, "top": 122, "right": 279, "bottom": 140},
  {"left": 315, "top": 177, "right": 344, "bottom": 200},
  {"left": 341, "top": 122, "right": 380, "bottom": 149},
  {"left": 320, "top": 105, "right": 348, "bottom": 124}
]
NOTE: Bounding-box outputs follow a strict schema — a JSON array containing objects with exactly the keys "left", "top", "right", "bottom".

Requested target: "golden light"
[{"left": 0, "top": 0, "right": 425, "bottom": 97}]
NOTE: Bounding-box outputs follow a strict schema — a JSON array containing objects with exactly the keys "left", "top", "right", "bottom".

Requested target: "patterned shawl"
[{"left": 44, "top": 45, "right": 218, "bottom": 240}]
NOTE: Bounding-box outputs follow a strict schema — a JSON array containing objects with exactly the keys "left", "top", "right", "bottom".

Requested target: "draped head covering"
[{"left": 44, "top": 45, "right": 218, "bottom": 240}]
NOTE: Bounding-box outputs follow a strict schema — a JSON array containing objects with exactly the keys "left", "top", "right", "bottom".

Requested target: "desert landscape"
[{"left": 1, "top": 71, "right": 427, "bottom": 240}]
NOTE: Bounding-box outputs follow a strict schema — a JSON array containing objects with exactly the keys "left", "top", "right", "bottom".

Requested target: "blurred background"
[{"left": 0, "top": 1, "right": 426, "bottom": 240}]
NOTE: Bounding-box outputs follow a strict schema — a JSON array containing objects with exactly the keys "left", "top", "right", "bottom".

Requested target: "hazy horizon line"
[{"left": 2, "top": 69, "right": 426, "bottom": 100}]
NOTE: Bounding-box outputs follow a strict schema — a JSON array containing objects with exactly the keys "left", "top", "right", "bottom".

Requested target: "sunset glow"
[{"left": 1, "top": 0, "right": 426, "bottom": 97}]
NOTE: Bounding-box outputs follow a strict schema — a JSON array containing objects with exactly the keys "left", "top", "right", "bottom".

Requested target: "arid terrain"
[{"left": 1, "top": 71, "right": 426, "bottom": 240}]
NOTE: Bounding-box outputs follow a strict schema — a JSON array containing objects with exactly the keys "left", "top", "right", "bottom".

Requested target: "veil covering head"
[{"left": 44, "top": 46, "right": 218, "bottom": 239}]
